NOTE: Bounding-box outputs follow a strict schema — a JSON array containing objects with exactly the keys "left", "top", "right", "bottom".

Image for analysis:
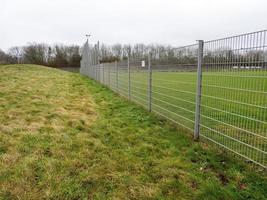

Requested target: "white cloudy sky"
[{"left": 0, "top": 0, "right": 267, "bottom": 51}]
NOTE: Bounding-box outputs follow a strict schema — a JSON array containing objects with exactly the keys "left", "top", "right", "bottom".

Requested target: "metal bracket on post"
[
  {"left": 148, "top": 53, "right": 152, "bottom": 112},
  {"left": 128, "top": 56, "right": 131, "bottom": 100},
  {"left": 194, "top": 40, "right": 204, "bottom": 141}
]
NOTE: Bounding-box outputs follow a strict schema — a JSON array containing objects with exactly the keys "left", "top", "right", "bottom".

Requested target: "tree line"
[
  {"left": 0, "top": 43, "right": 81, "bottom": 68},
  {"left": 1, "top": 42, "right": 266, "bottom": 67},
  {"left": 0, "top": 43, "right": 177, "bottom": 67},
  {"left": 98, "top": 43, "right": 266, "bottom": 66}
]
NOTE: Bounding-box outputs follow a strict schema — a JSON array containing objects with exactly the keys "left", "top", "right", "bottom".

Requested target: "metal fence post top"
[{"left": 197, "top": 40, "right": 204, "bottom": 47}]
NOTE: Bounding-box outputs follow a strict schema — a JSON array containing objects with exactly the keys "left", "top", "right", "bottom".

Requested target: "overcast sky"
[{"left": 1, "top": 0, "right": 267, "bottom": 51}]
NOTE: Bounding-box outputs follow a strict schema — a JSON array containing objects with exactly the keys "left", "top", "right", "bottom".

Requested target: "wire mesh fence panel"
[
  {"left": 129, "top": 58, "right": 149, "bottom": 109},
  {"left": 117, "top": 60, "right": 129, "bottom": 98},
  {"left": 106, "top": 63, "right": 114, "bottom": 90},
  {"left": 200, "top": 30, "right": 267, "bottom": 168},
  {"left": 80, "top": 30, "right": 267, "bottom": 168},
  {"left": 102, "top": 63, "right": 110, "bottom": 87},
  {"left": 103, "top": 64, "right": 106, "bottom": 85},
  {"left": 99, "top": 64, "right": 104, "bottom": 84},
  {"left": 151, "top": 44, "right": 198, "bottom": 132}
]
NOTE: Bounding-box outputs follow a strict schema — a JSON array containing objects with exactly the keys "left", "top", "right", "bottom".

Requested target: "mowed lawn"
[
  {"left": 106, "top": 69, "right": 267, "bottom": 166},
  {"left": 0, "top": 65, "right": 266, "bottom": 200}
]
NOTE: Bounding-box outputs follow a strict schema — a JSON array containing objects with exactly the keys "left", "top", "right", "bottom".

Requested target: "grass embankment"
[{"left": 0, "top": 65, "right": 266, "bottom": 199}]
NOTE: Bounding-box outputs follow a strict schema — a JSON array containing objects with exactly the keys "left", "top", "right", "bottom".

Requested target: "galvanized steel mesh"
[{"left": 80, "top": 30, "right": 267, "bottom": 168}]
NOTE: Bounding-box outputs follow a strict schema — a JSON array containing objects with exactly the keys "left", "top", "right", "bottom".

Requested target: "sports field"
[{"left": 101, "top": 68, "right": 267, "bottom": 167}]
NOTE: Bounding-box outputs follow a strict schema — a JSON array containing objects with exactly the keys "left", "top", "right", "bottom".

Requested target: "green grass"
[
  {"left": 104, "top": 68, "right": 267, "bottom": 167},
  {"left": 0, "top": 64, "right": 266, "bottom": 199}
]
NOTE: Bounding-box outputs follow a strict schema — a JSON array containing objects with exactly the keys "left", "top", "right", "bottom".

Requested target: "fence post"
[
  {"left": 194, "top": 40, "right": 204, "bottom": 141},
  {"left": 148, "top": 53, "right": 152, "bottom": 112},
  {"left": 97, "top": 63, "right": 99, "bottom": 82},
  {"left": 93, "top": 66, "right": 94, "bottom": 80},
  {"left": 108, "top": 64, "right": 110, "bottom": 87},
  {"left": 95, "top": 65, "right": 96, "bottom": 81},
  {"left": 95, "top": 65, "right": 96, "bottom": 80},
  {"left": 98, "top": 65, "right": 100, "bottom": 82},
  {"left": 102, "top": 64, "right": 104, "bottom": 85},
  {"left": 93, "top": 66, "right": 95, "bottom": 79},
  {"left": 116, "top": 61, "right": 118, "bottom": 91},
  {"left": 96, "top": 65, "right": 98, "bottom": 81},
  {"left": 128, "top": 56, "right": 131, "bottom": 100}
]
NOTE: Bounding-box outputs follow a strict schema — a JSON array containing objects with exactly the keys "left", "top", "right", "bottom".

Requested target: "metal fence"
[{"left": 80, "top": 30, "right": 267, "bottom": 169}]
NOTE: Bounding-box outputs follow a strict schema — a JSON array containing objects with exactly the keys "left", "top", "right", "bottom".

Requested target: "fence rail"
[{"left": 80, "top": 30, "right": 267, "bottom": 169}]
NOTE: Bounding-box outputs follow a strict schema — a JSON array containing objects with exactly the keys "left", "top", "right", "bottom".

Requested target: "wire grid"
[
  {"left": 99, "top": 61, "right": 129, "bottom": 99},
  {"left": 128, "top": 58, "right": 149, "bottom": 109},
  {"left": 80, "top": 30, "right": 267, "bottom": 168},
  {"left": 117, "top": 60, "right": 129, "bottom": 98},
  {"left": 151, "top": 44, "right": 198, "bottom": 132},
  {"left": 200, "top": 30, "right": 267, "bottom": 167}
]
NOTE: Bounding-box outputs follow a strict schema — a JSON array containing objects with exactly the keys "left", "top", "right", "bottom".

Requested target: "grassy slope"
[{"left": 0, "top": 65, "right": 266, "bottom": 200}]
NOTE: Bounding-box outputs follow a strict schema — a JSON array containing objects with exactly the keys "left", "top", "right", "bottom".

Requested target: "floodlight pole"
[{"left": 85, "top": 34, "right": 91, "bottom": 43}]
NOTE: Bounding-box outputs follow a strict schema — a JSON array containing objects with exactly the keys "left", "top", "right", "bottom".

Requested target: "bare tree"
[{"left": 8, "top": 47, "right": 23, "bottom": 63}]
